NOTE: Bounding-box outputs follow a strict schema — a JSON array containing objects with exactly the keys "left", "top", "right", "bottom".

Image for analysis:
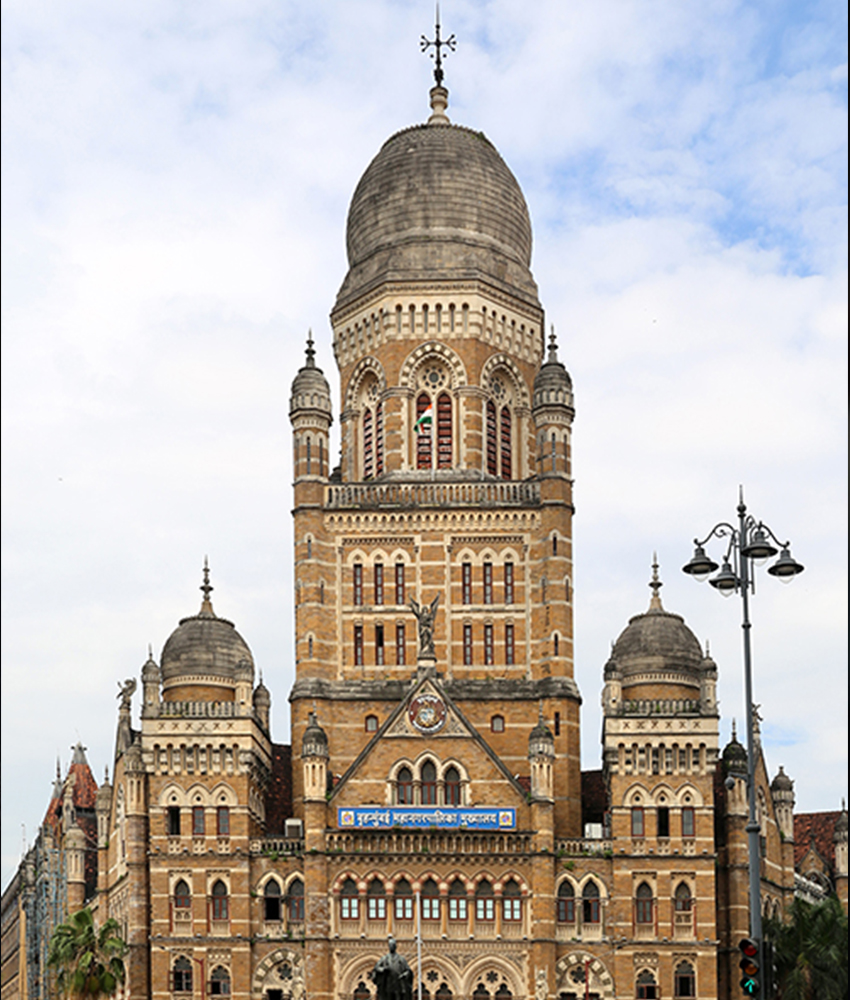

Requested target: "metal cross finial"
[
  {"left": 421, "top": 6, "right": 456, "bottom": 87},
  {"left": 648, "top": 553, "right": 663, "bottom": 608},
  {"left": 305, "top": 329, "right": 315, "bottom": 367}
]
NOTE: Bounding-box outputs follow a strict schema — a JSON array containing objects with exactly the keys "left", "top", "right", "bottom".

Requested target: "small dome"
[
  {"left": 160, "top": 566, "right": 254, "bottom": 686},
  {"left": 290, "top": 334, "right": 331, "bottom": 416},
  {"left": 722, "top": 730, "right": 748, "bottom": 775},
  {"left": 771, "top": 766, "right": 794, "bottom": 793},
  {"left": 301, "top": 711, "right": 329, "bottom": 758},
  {"left": 141, "top": 649, "right": 160, "bottom": 682},
  {"left": 528, "top": 710, "right": 555, "bottom": 758},
  {"left": 533, "top": 332, "right": 573, "bottom": 407},
  {"left": 253, "top": 681, "right": 271, "bottom": 707},
  {"left": 835, "top": 806, "right": 848, "bottom": 837},
  {"left": 337, "top": 99, "right": 538, "bottom": 309}
]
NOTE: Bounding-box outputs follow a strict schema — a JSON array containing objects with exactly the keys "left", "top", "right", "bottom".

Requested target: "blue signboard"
[{"left": 337, "top": 807, "right": 516, "bottom": 831}]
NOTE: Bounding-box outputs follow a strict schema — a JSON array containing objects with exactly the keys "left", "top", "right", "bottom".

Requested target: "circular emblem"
[{"left": 408, "top": 694, "right": 447, "bottom": 734}]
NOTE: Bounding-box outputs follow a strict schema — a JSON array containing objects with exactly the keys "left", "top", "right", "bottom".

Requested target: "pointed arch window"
[
  {"left": 363, "top": 408, "right": 374, "bottom": 479},
  {"left": 500, "top": 407, "right": 512, "bottom": 479},
  {"left": 636, "top": 970, "right": 658, "bottom": 999},
  {"left": 375, "top": 402, "right": 384, "bottom": 475},
  {"left": 263, "top": 880, "right": 282, "bottom": 921},
  {"left": 211, "top": 880, "right": 229, "bottom": 921},
  {"left": 394, "top": 879, "right": 414, "bottom": 920},
  {"left": 396, "top": 767, "right": 413, "bottom": 804},
  {"left": 557, "top": 882, "right": 575, "bottom": 923},
  {"left": 416, "top": 393, "right": 433, "bottom": 469},
  {"left": 174, "top": 879, "right": 191, "bottom": 910},
  {"left": 210, "top": 966, "right": 231, "bottom": 996},
  {"left": 502, "top": 879, "right": 522, "bottom": 922},
  {"left": 444, "top": 766, "right": 461, "bottom": 805},
  {"left": 448, "top": 879, "right": 467, "bottom": 921},
  {"left": 287, "top": 878, "right": 304, "bottom": 921},
  {"left": 367, "top": 878, "right": 386, "bottom": 920},
  {"left": 674, "top": 882, "right": 692, "bottom": 912},
  {"left": 436, "top": 393, "right": 452, "bottom": 468},
  {"left": 421, "top": 761, "right": 437, "bottom": 804},
  {"left": 475, "top": 881, "right": 495, "bottom": 922},
  {"left": 674, "top": 961, "right": 696, "bottom": 998},
  {"left": 486, "top": 400, "right": 498, "bottom": 475},
  {"left": 582, "top": 881, "right": 600, "bottom": 923},
  {"left": 421, "top": 878, "right": 440, "bottom": 921},
  {"left": 173, "top": 957, "right": 192, "bottom": 992},
  {"left": 635, "top": 882, "right": 654, "bottom": 924},
  {"left": 340, "top": 878, "right": 359, "bottom": 920}
]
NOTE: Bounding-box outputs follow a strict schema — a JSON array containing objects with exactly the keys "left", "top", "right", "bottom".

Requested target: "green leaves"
[
  {"left": 765, "top": 895, "right": 848, "bottom": 1000},
  {"left": 47, "top": 907, "right": 128, "bottom": 998}
]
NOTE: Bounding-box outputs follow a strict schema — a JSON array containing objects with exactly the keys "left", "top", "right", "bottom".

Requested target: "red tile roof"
[{"left": 794, "top": 811, "right": 841, "bottom": 870}]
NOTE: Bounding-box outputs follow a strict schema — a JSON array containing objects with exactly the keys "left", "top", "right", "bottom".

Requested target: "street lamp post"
[{"left": 682, "top": 487, "right": 803, "bottom": 995}]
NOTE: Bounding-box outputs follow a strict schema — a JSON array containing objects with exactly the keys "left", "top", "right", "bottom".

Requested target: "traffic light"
[{"left": 739, "top": 938, "right": 760, "bottom": 997}]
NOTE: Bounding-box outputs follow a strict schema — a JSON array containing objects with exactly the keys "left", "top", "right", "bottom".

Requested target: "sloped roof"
[{"left": 794, "top": 811, "right": 841, "bottom": 870}]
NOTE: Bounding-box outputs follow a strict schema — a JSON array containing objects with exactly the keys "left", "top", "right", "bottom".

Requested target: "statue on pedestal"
[
  {"left": 369, "top": 937, "right": 413, "bottom": 1000},
  {"left": 409, "top": 595, "right": 439, "bottom": 660}
]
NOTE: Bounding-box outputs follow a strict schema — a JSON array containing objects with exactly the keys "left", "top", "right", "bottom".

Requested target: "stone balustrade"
[
  {"left": 324, "top": 830, "right": 533, "bottom": 856},
  {"left": 556, "top": 838, "right": 613, "bottom": 856},
  {"left": 620, "top": 699, "right": 701, "bottom": 716},
  {"left": 325, "top": 480, "right": 541, "bottom": 510},
  {"left": 158, "top": 700, "right": 238, "bottom": 718}
]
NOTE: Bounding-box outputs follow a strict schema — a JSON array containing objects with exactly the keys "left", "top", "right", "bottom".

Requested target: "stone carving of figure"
[
  {"left": 117, "top": 678, "right": 137, "bottom": 710},
  {"left": 369, "top": 937, "right": 413, "bottom": 1000},
  {"left": 409, "top": 595, "right": 440, "bottom": 659}
]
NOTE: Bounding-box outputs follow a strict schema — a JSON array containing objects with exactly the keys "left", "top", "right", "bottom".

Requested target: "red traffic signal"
[{"left": 738, "top": 939, "right": 760, "bottom": 997}]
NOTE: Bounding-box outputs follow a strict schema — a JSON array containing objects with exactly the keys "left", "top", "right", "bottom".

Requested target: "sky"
[{"left": 1, "top": 0, "right": 847, "bottom": 891}]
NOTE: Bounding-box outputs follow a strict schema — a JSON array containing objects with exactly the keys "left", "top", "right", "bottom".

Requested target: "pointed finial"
[
  {"left": 147, "top": 642, "right": 153, "bottom": 660},
  {"left": 731, "top": 718, "right": 737, "bottom": 740},
  {"left": 538, "top": 699, "right": 545, "bottom": 724},
  {"left": 705, "top": 639, "right": 710, "bottom": 656},
  {"left": 648, "top": 553, "right": 664, "bottom": 610},
  {"left": 548, "top": 326, "right": 559, "bottom": 362},
  {"left": 842, "top": 797, "right": 846, "bottom": 811},
  {"left": 305, "top": 329, "right": 316, "bottom": 368},
  {"left": 104, "top": 765, "right": 109, "bottom": 783},
  {"left": 200, "top": 557, "right": 215, "bottom": 615}
]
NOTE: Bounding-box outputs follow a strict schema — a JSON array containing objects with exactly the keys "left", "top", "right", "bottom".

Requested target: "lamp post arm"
[{"left": 692, "top": 523, "right": 738, "bottom": 549}]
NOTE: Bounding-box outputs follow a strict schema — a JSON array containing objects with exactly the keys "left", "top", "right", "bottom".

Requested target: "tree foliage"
[
  {"left": 47, "top": 907, "right": 128, "bottom": 998},
  {"left": 765, "top": 894, "right": 848, "bottom": 1000}
]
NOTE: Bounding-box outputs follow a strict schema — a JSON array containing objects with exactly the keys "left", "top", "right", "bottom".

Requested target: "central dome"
[{"left": 336, "top": 106, "right": 538, "bottom": 309}]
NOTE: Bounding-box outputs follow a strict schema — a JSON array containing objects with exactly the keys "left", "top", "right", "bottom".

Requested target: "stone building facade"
[{"left": 2, "top": 84, "right": 847, "bottom": 1000}]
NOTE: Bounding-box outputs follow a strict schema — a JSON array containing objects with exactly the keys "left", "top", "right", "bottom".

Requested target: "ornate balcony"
[{"left": 325, "top": 480, "right": 541, "bottom": 511}]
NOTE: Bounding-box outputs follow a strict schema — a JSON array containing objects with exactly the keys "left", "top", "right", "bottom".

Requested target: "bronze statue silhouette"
[
  {"left": 369, "top": 937, "right": 413, "bottom": 1000},
  {"left": 409, "top": 595, "right": 439, "bottom": 659}
]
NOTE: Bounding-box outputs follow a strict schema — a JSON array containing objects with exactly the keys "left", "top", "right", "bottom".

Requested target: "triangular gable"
[{"left": 330, "top": 670, "right": 527, "bottom": 802}]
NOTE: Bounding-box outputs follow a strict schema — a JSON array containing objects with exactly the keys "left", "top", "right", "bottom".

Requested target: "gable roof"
[
  {"left": 794, "top": 811, "right": 841, "bottom": 870},
  {"left": 330, "top": 670, "right": 529, "bottom": 802}
]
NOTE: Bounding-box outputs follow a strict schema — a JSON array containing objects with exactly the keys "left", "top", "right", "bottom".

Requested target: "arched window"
[
  {"left": 500, "top": 407, "right": 512, "bottom": 479},
  {"left": 557, "top": 881, "right": 575, "bottom": 923},
  {"left": 502, "top": 879, "right": 522, "bottom": 922},
  {"left": 174, "top": 879, "right": 191, "bottom": 910},
  {"left": 396, "top": 767, "right": 413, "bottom": 804},
  {"left": 436, "top": 393, "right": 452, "bottom": 468},
  {"left": 495, "top": 987, "right": 513, "bottom": 1000},
  {"left": 436, "top": 984, "right": 454, "bottom": 1000},
  {"left": 421, "top": 878, "right": 440, "bottom": 921},
  {"left": 211, "top": 880, "right": 229, "bottom": 921},
  {"left": 582, "top": 881, "right": 600, "bottom": 924},
  {"left": 473, "top": 985, "right": 491, "bottom": 1000},
  {"left": 636, "top": 970, "right": 658, "bottom": 999},
  {"left": 448, "top": 879, "right": 467, "bottom": 921},
  {"left": 354, "top": 982, "right": 372, "bottom": 1000},
  {"left": 367, "top": 879, "right": 386, "bottom": 920},
  {"left": 631, "top": 806, "right": 645, "bottom": 837},
  {"left": 363, "top": 408, "right": 374, "bottom": 479},
  {"left": 288, "top": 878, "right": 304, "bottom": 921},
  {"left": 263, "top": 880, "right": 282, "bottom": 921},
  {"left": 172, "top": 956, "right": 192, "bottom": 992},
  {"left": 444, "top": 766, "right": 461, "bottom": 805},
  {"left": 421, "top": 761, "right": 437, "bottom": 804},
  {"left": 394, "top": 879, "right": 414, "bottom": 921},
  {"left": 340, "top": 878, "right": 359, "bottom": 920},
  {"left": 475, "top": 881, "right": 495, "bottom": 922},
  {"left": 675, "top": 882, "right": 692, "bottom": 912},
  {"left": 416, "top": 393, "right": 433, "bottom": 469},
  {"left": 635, "top": 882, "right": 654, "bottom": 924},
  {"left": 210, "top": 966, "right": 231, "bottom": 996},
  {"left": 365, "top": 714, "right": 378, "bottom": 733},
  {"left": 674, "top": 962, "right": 695, "bottom": 998},
  {"left": 486, "top": 400, "right": 498, "bottom": 475}
]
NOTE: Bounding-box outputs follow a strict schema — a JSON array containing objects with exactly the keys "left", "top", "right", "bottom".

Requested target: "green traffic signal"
[{"left": 738, "top": 938, "right": 760, "bottom": 998}]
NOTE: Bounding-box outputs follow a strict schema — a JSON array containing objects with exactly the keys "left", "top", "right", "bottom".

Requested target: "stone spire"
[
  {"left": 199, "top": 556, "right": 215, "bottom": 617},
  {"left": 648, "top": 554, "right": 664, "bottom": 611}
]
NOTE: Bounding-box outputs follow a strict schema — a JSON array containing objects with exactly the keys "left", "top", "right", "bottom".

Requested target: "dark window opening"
[
  {"left": 421, "top": 761, "right": 437, "bottom": 805},
  {"left": 486, "top": 401, "right": 498, "bottom": 476},
  {"left": 657, "top": 806, "right": 670, "bottom": 838},
  {"left": 174, "top": 880, "right": 191, "bottom": 910},
  {"left": 554, "top": 711, "right": 561, "bottom": 736},
  {"left": 354, "top": 625, "right": 364, "bottom": 666},
  {"left": 635, "top": 883, "right": 654, "bottom": 924},
  {"left": 167, "top": 806, "right": 181, "bottom": 837},
  {"left": 375, "top": 624, "right": 385, "bottom": 666},
  {"left": 582, "top": 881, "right": 600, "bottom": 923},
  {"left": 363, "top": 408, "right": 374, "bottom": 479},
  {"left": 557, "top": 882, "right": 575, "bottom": 923},
  {"left": 211, "top": 880, "right": 229, "bottom": 921},
  {"left": 173, "top": 957, "right": 192, "bottom": 992},
  {"left": 436, "top": 393, "right": 452, "bottom": 468},
  {"left": 500, "top": 406, "right": 512, "bottom": 479},
  {"left": 263, "top": 880, "right": 282, "bottom": 921},
  {"left": 444, "top": 766, "right": 461, "bottom": 805},
  {"left": 397, "top": 767, "right": 413, "bottom": 805}
]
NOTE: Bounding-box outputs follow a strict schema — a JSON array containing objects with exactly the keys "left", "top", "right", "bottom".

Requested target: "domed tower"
[
  {"left": 601, "top": 559, "right": 720, "bottom": 994},
  {"left": 771, "top": 765, "right": 795, "bottom": 841},
  {"left": 129, "top": 562, "right": 273, "bottom": 999},
  {"left": 291, "top": 77, "right": 581, "bottom": 847}
]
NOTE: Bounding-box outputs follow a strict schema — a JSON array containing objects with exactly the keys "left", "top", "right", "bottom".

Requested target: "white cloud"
[{"left": 2, "top": 0, "right": 846, "bottom": 887}]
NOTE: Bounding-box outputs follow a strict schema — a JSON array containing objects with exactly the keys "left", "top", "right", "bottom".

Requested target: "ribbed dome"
[
  {"left": 160, "top": 566, "right": 254, "bottom": 685},
  {"left": 722, "top": 734, "right": 748, "bottom": 775},
  {"left": 336, "top": 101, "right": 538, "bottom": 308},
  {"left": 612, "top": 607, "right": 704, "bottom": 676},
  {"left": 533, "top": 332, "right": 573, "bottom": 408},
  {"left": 290, "top": 335, "right": 331, "bottom": 415},
  {"left": 771, "top": 766, "right": 794, "bottom": 793}
]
